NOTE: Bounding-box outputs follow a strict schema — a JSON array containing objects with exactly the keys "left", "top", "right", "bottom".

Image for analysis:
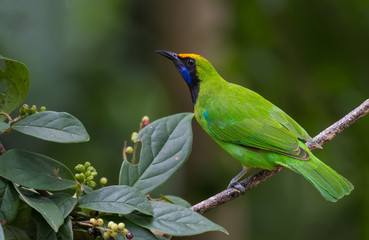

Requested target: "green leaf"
[
  {"left": 0, "top": 224, "right": 4, "bottom": 240},
  {"left": 126, "top": 201, "right": 228, "bottom": 236},
  {"left": 160, "top": 195, "right": 191, "bottom": 208},
  {"left": 33, "top": 211, "right": 57, "bottom": 240},
  {"left": 3, "top": 225, "right": 32, "bottom": 240},
  {"left": 9, "top": 202, "right": 36, "bottom": 236},
  {"left": 81, "top": 184, "right": 93, "bottom": 194},
  {"left": 15, "top": 186, "right": 64, "bottom": 232},
  {"left": 0, "top": 122, "right": 10, "bottom": 131},
  {"left": 0, "top": 56, "right": 30, "bottom": 119},
  {"left": 12, "top": 111, "right": 90, "bottom": 143},
  {"left": 79, "top": 185, "right": 153, "bottom": 216},
  {"left": 0, "top": 149, "right": 77, "bottom": 191},
  {"left": 100, "top": 215, "right": 158, "bottom": 240},
  {"left": 56, "top": 217, "right": 73, "bottom": 240},
  {"left": 49, "top": 193, "right": 77, "bottom": 219},
  {"left": 119, "top": 113, "right": 194, "bottom": 194},
  {"left": 0, "top": 177, "right": 19, "bottom": 222}
]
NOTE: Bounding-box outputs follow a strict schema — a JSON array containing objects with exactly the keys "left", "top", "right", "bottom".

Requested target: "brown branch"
[
  {"left": 191, "top": 99, "right": 369, "bottom": 214},
  {"left": 306, "top": 99, "right": 369, "bottom": 150}
]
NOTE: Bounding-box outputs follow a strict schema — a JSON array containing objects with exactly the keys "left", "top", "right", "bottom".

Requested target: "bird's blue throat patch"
[{"left": 177, "top": 65, "right": 192, "bottom": 85}]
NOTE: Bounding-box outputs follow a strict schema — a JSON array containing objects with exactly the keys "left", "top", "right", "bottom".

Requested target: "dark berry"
[
  {"left": 94, "top": 229, "right": 100, "bottom": 238},
  {"left": 88, "top": 227, "right": 95, "bottom": 235},
  {"left": 126, "top": 232, "right": 133, "bottom": 239}
]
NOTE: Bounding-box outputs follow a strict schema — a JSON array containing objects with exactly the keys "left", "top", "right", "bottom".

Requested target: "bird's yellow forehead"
[{"left": 178, "top": 53, "right": 203, "bottom": 59}]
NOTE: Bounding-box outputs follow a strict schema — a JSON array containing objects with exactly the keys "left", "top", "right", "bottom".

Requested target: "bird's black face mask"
[{"left": 156, "top": 50, "right": 200, "bottom": 105}]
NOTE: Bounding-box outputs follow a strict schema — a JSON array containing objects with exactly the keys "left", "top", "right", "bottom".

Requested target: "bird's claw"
[{"left": 228, "top": 181, "right": 246, "bottom": 193}]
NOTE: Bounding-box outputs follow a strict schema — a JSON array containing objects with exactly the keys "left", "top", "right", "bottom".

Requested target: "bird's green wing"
[
  {"left": 204, "top": 110, "right": 310, "bottom": 160},
  {"left": 268, "top": 105, "right": 321, "bottom": 149}
]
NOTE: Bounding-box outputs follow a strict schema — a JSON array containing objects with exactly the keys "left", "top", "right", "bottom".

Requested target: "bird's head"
[{"left": 156, "top": 50, "right": 216, "bottom": 105}]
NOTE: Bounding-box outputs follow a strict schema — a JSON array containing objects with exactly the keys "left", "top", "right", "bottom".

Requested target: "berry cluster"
[
  {"left": 88, "top": 218, "right": 104, "bottom": 238},
  {"left": 74, "top": 162, "right": 98, "bottom": 188},
  {"left": 125, "top": 116, "right": 150, "bottom": 155},
  {"left": 90, "top": 218, "right": 104, "bottom": 226},
  {"left": 104, "top": 220, "right": 133, "bottom": 239},
  {"left": 19, "top": 104, "right": 46, "bottom": 118}
]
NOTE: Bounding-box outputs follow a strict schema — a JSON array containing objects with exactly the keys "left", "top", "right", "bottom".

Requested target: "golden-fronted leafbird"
[{"left": 156, "top": 50, "right": 353, "bottom": 202}]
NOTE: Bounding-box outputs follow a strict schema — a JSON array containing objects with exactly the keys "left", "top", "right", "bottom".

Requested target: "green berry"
[
  {"left": 122, "top": 229, "right": 129, "bottom": 235},
  {"left": 85, "top": 170, "right": 91, "bottom": 177},
  {"left": 108, "top": 221, "right": 115, "bottom": 228},
  {"left": 90, "top": 218, "right": 97, "bottom": 225},
  {"left": 74, "top": 164, "right": 85, "bottom": 173},
  {"left": 20, "top": 104, "right": 29, "bottom": 115},
  {"left": 110, "top": 231, "right": 117, "bottom": 237},
  {"left": 125, "top": 146, "right": 133, "bottom": 154},
  {"left": 118, "top": 222, "right": 125, "bottom": 230},
  {"left": 91, "top": 171, "right": 98, "bottom": 177},
  {"left": 75, "top": 173, "right": 85, "bottom": 182},
  {"left": 87, "top": 181, "right": 96, "bottom": 188},
  {"left": 40, "top": 106, "right": 46, "bottom": 112},
  {"left": 131, "top": 132, "right": 138, "bottom": 142},
  {"left": 87, "top": 166, "right": 95, "bottom": 172},
  {"left": 96, "top": 218, "right": 104, "bottom": 226},
  {"left": 23, "top": 104, "right": 29, "bottom": 113},
  {"left": 29, "top": 105, "right": 37, "bottom": 114},
  {"left": 103, "top": 231, "right": 111, "bottom": 238},
  {"left": 86, "top": 176, "right": 94, "bottom": 181},
  {"left": 84, "top": 162, "right": 91, "bottom": 168},
  {"left": 100, "top": 177, "right": 108, "bottom": 185},
  {"left": 111, "top": 223, "right": 118, "bottom": 231}
]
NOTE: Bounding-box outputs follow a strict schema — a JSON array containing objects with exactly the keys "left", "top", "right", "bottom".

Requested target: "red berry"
[
  {"left": 126, "top": 232, "right": 133, "bottom": 239},
  {"left": 143, "top": 121, "right": 149, "bottom": 126}
]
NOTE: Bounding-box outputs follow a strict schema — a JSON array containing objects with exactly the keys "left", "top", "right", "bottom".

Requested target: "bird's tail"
[{"left": 278, "top": 143, "right": 354, "bottom": 202}]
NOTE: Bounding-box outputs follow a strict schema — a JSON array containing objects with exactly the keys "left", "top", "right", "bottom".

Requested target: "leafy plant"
[{"left": 0, "top": 55, "right": 228, "bottom": 239}]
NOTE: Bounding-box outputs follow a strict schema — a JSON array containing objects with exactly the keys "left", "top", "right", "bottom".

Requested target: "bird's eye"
[{"left": 187, "top": 58, "right": 195, "bottom": 66}]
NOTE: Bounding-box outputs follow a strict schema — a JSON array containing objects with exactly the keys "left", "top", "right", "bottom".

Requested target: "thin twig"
[
  {"left": 9, "top": 116, "right": 22, "bottom": 125},
  {"left": 0, "top": 112, "right": 12, "bottom": 122},
  {"left": 75, "top": 221, "right": 113, "bottom": 232},
  {"left": 191, "top": 99, "right": 369, "bottom": 214},
  {"left": 306, "top": 99, "right": 369, "bottom": 150},
  {"left": 131, "top": 120, "right": 145, "bottom": 164},
  {"left": 123, "top": 140, "right": 128, "bottom": 161}
]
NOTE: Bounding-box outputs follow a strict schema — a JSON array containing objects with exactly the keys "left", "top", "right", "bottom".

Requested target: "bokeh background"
[{"left": 1, "top": 0, "right": 368, "bottom": 239}]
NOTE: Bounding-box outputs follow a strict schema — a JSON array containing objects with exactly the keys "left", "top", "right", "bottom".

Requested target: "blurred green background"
[{"left": 1, "top": 0, "right": 368, "bottom": 239}]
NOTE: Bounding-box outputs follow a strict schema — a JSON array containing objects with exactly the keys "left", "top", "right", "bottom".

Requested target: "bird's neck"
[
  {"left": 192, "top": 73, "right": 227, "bottom": 109},
  {"left": 189, "top": 84, "right": 199, "bottom": 106},
  {"left": 190, "top": 65, "right": 225, "bottom": 106}
]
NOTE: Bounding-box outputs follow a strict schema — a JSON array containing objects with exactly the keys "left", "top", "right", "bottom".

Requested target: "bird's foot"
[
  {"left": 227, "top": 168, "right": 248, "bottom": 193},
  {"left": 227, "top": 181, "right": 246, "bottom": 193}
]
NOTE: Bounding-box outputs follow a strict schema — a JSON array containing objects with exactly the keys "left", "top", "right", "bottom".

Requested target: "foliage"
[
  {"left": 0, "top": 56, "right": 227, "bottom": 239},
  {"left": 1, "top": 2, "right": 367, "bottom": 239}
]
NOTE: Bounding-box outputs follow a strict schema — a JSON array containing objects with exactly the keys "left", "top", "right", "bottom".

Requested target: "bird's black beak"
[{"left": 155, "top": 50, "right": 182, "bottom": 67}]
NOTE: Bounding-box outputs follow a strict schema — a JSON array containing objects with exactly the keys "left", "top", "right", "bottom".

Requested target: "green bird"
[{"left": 156, "top": 50, "right": 354, "bottom": 202}]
